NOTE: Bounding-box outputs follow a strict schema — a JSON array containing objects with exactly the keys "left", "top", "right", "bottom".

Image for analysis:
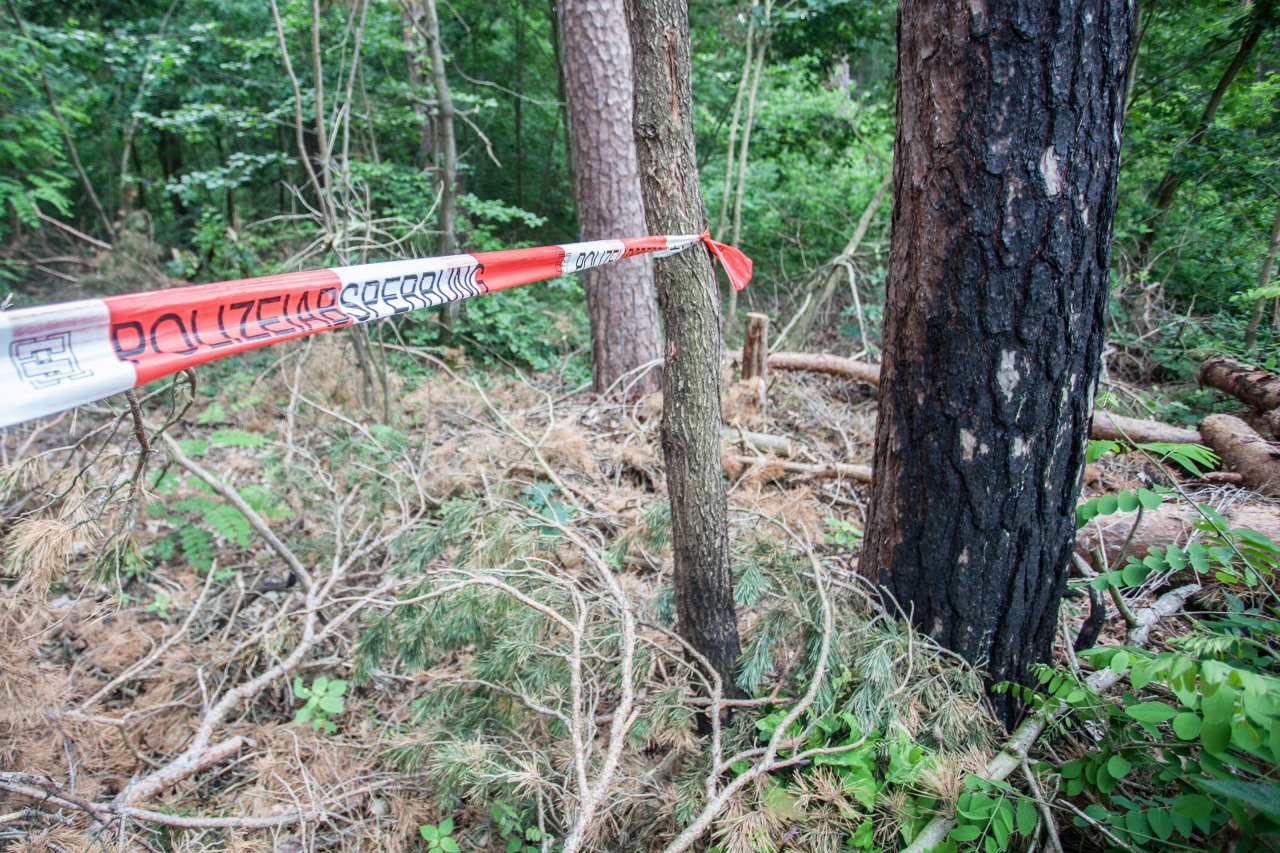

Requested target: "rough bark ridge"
[
  {"left": 859, "top": 0, "right": 1133, "bottom": 723},
  {"left": 561, "top": 0, "right": 662, "bottom": 395},
  {"left": 627, "top": 0, "right": 742, "bottom": 691}
]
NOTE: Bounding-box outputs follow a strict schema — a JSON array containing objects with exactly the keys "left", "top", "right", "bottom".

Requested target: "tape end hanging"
[{"left": 700, "top": 229, "right": 752, "bottom": 292}]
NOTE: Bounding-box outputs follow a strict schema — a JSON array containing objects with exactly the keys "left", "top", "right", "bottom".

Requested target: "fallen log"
[
  {"left": 1088, "top": 410, "right": 1201, "bottom": 445},
  {"left": 728, "top": 350, "right": 882, "bottom": 386},
  {"left": 1261, "top": 408, "right": 1280, "bottom": 441},
  {"left": 1199, "top": 414, "right": 1280, "bottom": 497},
  {"left": 729, "top": 350, "right": 1204, "bottom": 445},
  {"left": 721, "top": 428, "right": 792, "bottom": 457},
  {"left": 1198, "top": 356, "right": 1280, "bottom": 411},
  {"left": 726, "top": 453, "right": 872, "bottom": 483},
  {"left": 1077, "top": 500, "right": 1280, "bottom": 564}
]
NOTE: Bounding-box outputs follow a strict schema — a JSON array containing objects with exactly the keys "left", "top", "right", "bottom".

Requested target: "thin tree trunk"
[
  {"left": 421, "top": 0, "right": 461, "bottom": 327},
  {"left": 561, "top": 0, "right": 663, "bottom": 396},
  {"left": 723, "top": 0, "right": 770, "bottom": 337},
  {"left": 1137, "top": 3, "right": 1268, "bottom": 265},
  {"left": 859, "top": 0, "right": 1133, "bottom": 725},
  {"left": 404, "top": 0, "right": 434, "bottom": 169},
  {"left": 628, "top": 0, "right": 743, "bottom": 693},
  {"left": 714, "top": 2, "right": 756, "bottom": 242},
  {"left": 1245, "top": 201, "right": 1280, "bottom": 350}
]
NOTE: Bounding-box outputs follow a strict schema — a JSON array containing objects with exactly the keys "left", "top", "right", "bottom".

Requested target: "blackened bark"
[
  {"left": 561, "top": 0, "right": 663, "bottom": 396},
  {"left": 627, "top": 0, "right": 742, "bottom": 692},
  {"left": 858, "top": 0, "right": 1133, "bottom": 725}
]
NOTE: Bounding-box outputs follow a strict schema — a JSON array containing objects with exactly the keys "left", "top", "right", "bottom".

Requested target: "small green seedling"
[
  {"left": 145, "top": 591, "right": 171, "bottom": 619},
  {"left": 419, "top": 817, "right": 460, "bottom": 852},
  {"left": 292, "top": 675, "right": 347, "bottom": 734},
  {"left": 823, "top": 517, "right": 863, "bottom": 549}
]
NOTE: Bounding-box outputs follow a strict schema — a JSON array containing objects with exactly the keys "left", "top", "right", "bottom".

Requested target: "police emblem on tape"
[{"left": 10, "top": 333, "right": 93, "bottom": 389}]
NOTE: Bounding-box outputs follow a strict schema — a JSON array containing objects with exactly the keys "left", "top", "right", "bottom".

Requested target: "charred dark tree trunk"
[
  {"left": 858, "top": 0, "right": 1133, "bottom": 725},
  {"left": 561, "top": 0, "right": 663, "bottom": 396},
  {"left": 627, "top": 0, "right": 742, "bottom": 692}
]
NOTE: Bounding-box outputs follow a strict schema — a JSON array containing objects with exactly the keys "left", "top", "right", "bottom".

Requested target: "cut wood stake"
[{"left": 741, "top": 312, "right": 769, "bottom": 411}]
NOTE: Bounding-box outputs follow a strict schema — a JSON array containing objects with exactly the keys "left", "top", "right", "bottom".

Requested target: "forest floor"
[{"left": 1, "top": 331, "right": 1276, "bottom": 851}]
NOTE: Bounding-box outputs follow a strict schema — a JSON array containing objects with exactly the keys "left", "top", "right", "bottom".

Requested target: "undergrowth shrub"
[{"left": 1022, "top": 488, "right": 1280, "bottom": 851}]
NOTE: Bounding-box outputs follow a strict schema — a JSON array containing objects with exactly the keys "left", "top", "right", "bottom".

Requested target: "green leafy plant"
[
  {"left": 418, "top": 817, "right": 460, "bottom": 852},
  {"left": 145, "top": 591, "right": 171, "bottom": 619},
  {"left": 823, "top": 516, "right": 864, "bottom": 549},
  {"left": 490, "top": 801, "right": 544, "bottom": 853},
  {"left": 292, "top": 675, "right": 348, "bottom": 735},
  {"left": 1025, "top": 512, "right": 1280, "bottom": 849},
  {"left": 1085, "top": 437, "right": 1220, "bottom": 475}
]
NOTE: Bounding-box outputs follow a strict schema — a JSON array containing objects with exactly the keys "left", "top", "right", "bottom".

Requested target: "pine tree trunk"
[
  {"left": 561, "top": 0, "right": 663, "bottom": 396},
  {"left": 859, "top": 0, "right": 1133, "bottom": 725},
  {"left": 627, "top": 0, "right": 742, "bottom": 692}
]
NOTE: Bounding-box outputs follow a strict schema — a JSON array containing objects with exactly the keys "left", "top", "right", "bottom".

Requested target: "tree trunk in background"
[
  {"left": 859, "top": 0, "right": 1132, "bottom": 726},
  {"left": 403, "top": 0, "right": 434, "bottom": 170},
  {"left": 561, "top": 0, "right": 663, "bottom": 396},
  {"left": 627, "top": 0, "right": 743, "bottom": 692},
  {"left": 1245, "top": 201, "right": 1280, "bottom": 351},
  {"left": 421, "top": 0, "right": 461, "bottom": 326}
]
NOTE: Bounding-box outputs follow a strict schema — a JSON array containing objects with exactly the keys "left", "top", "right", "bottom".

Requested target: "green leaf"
[
  {"left": 292, "top": 676, "right": 308, "bottom": 699},
  {"left": 420, "top": 824, "right": 439, "bottom": 842},
  {"left": 294, "top": 706, "right": 311, "bottom": 724},
  {"left": 1199, "top": 777, "right": 1280, "bottom": 819},
  {"left": 1126, "top": 701, "right": 1177, "bottom": 722},
  {"left": 1148, "top": 808, "right": 1173, "bottom": 840},
  {"left": 1172, "top": 712, "right": 1202, "bottom": 740},
  {"left": 318, "top": 694, "right": 344, "bottom": 714},
  {"left": 210, "top": 428, "right": 268, "bottom": 448},
  {"left": 439, "top": 817, "right": 453, "bottom": 836},
  {"left": 441, "top": 839, "right": 459, "bottom": 853},
  {"left": 1201, "top": 718, "right": 1231, "bottom": 754},
  {"left": 1087, "top": 440, "right": 1120, "bottom": 463},
  {"left": 327, "top": 679, "right": 348, "bottom": 696},
  {"left": 178, "top": 438, "right": 209, "bottom": 457},
  {"left": 949, "top": 825, "right": 981, "bottom": 842},
  {"left": 1016, "top": 798, "right": 1037, "bottom": 835},
  {"left": 1136, "top": 487, "right": 1163, "bottom": 510},
  {"left": 1172, "top": 794, "right": 1214, "bottom": 820},
  {"left": 1107, "top": 755, "right": 1132, "bottom": 779}
]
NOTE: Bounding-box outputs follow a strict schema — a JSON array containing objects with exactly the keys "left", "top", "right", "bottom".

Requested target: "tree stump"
[{"left": 741, "top": 312, "right": 769, "bottom": 411}]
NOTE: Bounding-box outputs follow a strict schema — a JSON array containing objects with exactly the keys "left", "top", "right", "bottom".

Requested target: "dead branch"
[
  {"left": 727, "top": 453, "right": 872, "bottom": 483},
  {"left": 159, "top": 431, "right": 315, "bottom": 591}
]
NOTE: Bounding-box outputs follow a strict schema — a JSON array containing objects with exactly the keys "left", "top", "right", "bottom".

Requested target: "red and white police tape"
[{"left": 0, "top": 232, "right": 751, "bottom": 428}]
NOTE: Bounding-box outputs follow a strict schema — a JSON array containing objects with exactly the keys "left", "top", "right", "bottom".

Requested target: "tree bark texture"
[
  {"left": 561, "top": 0, "right": 663, "bottom": 395},
  {"left": 627, "top": 0, "right": 742, "bottom": 692},
  {"left": 858, "top": 0, "right": 1133, "bottom": 724},
  {"left": 1198, "top": 356, "right": 1280, "bottom": 412}
]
